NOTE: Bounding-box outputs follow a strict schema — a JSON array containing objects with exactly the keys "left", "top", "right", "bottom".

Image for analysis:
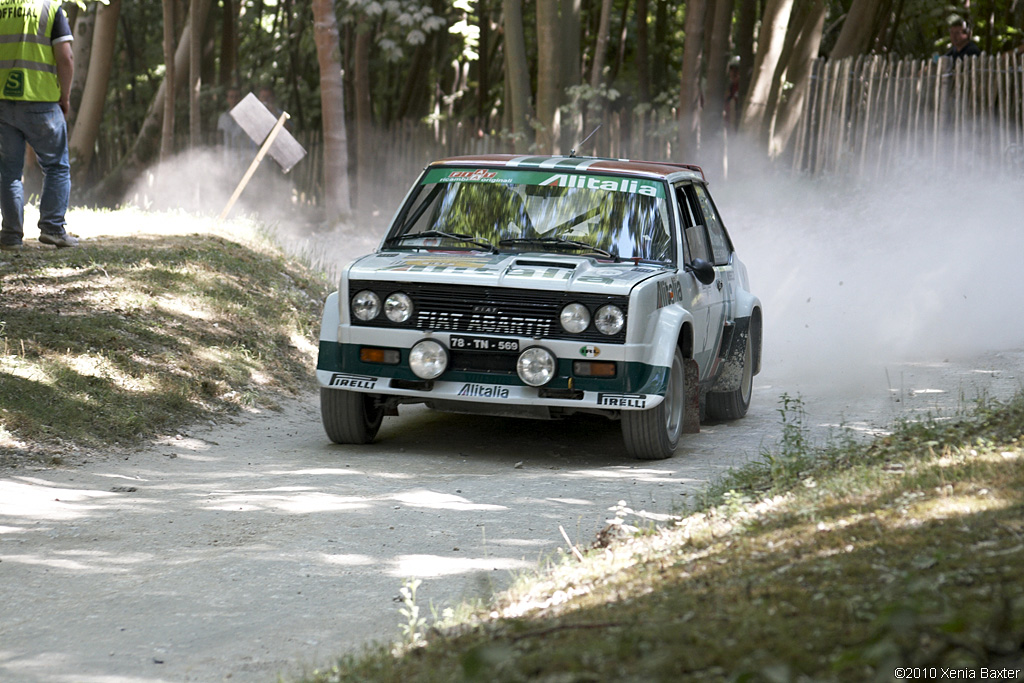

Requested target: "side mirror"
[{"left": 690, "top": 258, "right": 716, "bottom": 286}]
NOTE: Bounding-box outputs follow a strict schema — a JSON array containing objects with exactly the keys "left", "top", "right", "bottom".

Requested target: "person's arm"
[{"left": 54, "top": 41, "right": 73, "bottom": 116}]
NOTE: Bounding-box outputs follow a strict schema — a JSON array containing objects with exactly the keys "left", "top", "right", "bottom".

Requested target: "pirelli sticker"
[
  {"left": 597, "top": 393, "right": 648, "bottom": 409},
  {"left": 328, "top": 373, "right": 379, "bottom": 390}
]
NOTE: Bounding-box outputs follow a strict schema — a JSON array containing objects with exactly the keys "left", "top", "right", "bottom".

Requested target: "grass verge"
[
  {"left": 0, "top": 225, "right": 329, "bottom": 466},
  {"left": 303, "top": 394, "right": 1024, "bottom": 682}
]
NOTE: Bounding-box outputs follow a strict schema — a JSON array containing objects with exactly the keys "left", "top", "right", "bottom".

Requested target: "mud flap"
[{"left": 683, "top": 358, "right": 700, "bottom": 434}]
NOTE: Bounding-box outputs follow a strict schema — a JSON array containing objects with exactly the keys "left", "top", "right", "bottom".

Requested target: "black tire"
[
  {"left": 706, "top": 330, "right": 753, "bottom": 420},
  {"left": 621, "top": 347, "right": 685, "bottom": 460},
  {"left": 320, "top": 387, "right": 384, "bottom": 444}
]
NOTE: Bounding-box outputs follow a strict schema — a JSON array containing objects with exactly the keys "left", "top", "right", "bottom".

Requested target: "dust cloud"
[
  {"left": 123, "top": 141, "right": 1023, "bottom": 398},
  {"left": 717, "top": 143, "right": 1024, "bottom": 393}
]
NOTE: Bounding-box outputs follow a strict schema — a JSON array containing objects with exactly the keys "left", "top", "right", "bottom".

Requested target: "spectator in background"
[
  {"left": 724, "top": 58, "right": 741, "bottom": 131},
  {"left": 0, "top": 0, "right": 77, "bottom": 251},
  {"left": 258, "top": 85, "right": 282, "bottom": 118},
  {"left": 946, "top": 17, "right": 981, "bottom": 60}
]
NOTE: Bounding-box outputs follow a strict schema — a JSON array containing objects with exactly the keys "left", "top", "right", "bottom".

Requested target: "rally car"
[{"left": 316, "top": 154, "right": 762, "bottom": 460}]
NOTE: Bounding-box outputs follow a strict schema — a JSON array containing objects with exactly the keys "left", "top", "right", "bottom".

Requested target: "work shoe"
[
  {"left": 0, "top": 241, "right": 23, "bottom": 252},
  {"left": 39, "top": 232, "right": 79, "bottom": 248}
]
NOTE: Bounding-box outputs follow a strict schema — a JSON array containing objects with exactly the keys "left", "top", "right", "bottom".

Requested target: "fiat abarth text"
[{"left": 316, "top": 154, "right": 762, "bottom": 460}]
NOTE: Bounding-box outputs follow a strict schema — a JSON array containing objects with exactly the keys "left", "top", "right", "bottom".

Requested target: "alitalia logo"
[
  {"left": 458, "top": 383, "right": 510, "bottom": 398},
  {"left": 448, "top": 169, "right": 496, "bottom": 180},
  {"left": 540, "top": 174, "right": 658, "bottom": 196}
]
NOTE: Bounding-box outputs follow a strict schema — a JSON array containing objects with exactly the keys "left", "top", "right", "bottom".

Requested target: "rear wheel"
[
  {"left": 320, "top": 388, "right": 384, "bottom": 444},
  {"left": 706, "top": 331, "right": 753, "bottom": 420},
  {"left": 622, "top": 347, "right": 685, "bottom": 460}
]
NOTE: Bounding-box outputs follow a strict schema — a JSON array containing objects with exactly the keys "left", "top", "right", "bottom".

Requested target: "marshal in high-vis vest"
[
  {"left": 0, "top": 0, "right": 77, "bottom": 251},
  {"left": 0, "top": 0, "right": 62, "bottom": 101}
]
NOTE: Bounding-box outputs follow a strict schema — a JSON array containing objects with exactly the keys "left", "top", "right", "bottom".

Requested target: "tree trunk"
[
  {"left": 161, "top": 0, "right": 176, "bottom": 161},
  {"left": 702, "top": 0, "right": 732, "bottom": 176},
  {"left": 476, "top": 1, "right": 492, "bottom": 123},
  {"left": 559, "top": 0, "right": 581, "bottom": 93},
  {"left": 219, "top": 0, "right": 238, "bottom": 86},
  {"left": 70, "top": 0, "right": 121, "bottom": 178},
  {"left": 312, "top": 0, "right": 351, "bottom": 221},
  {"left": 652, "top": 0, "right": 669, "bottom": 95},
  {"left": 734, "top": 0, "right": 757, "bottom": 112},
  {"left": 536, "top": 0, "right": 561, "bottom": 153},
  {"left": 67, "top": 3, "right": 96, "bottom": 134},
  {"left": 769, "top": 0, "right": 826, "bottom": 158},
  {"left": 90, "top": 0, "right": 212, "bottom": 204},
  {"left": 636, "top": 0, "right": 650, "bottom": 104},
  {"left": 677, "top": 0, "right": 706, "bottom": 158},
  {"left": 556, "top": 0, "right": 580, "bottom": 150},
  {"left": 503, "top": 0, "right": 532, "bottom": 152},
  {"left": 189, "top": 0, "right": 201, "bottom": 148},
  {"left": 830, "top": 0, "right": 889, "bottom": 59},
  {"left": 739, "top": 0, "right": 793, "bottom": 140},
  {"left": 353, "top": 22, "right": 372, "bottom": 208},
  {"left": 590, "top": 0, "right": 614, "bottom": 89}
]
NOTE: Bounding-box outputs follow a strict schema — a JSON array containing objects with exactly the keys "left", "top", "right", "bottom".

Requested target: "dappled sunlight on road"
[
  {"left": 0, "top": 480, "right": 117, "bottom": 521},
  {"left": 390, "top": 553, "right": 533, "bottom": 578},
  {"left": 201, "top": 489, "right": 371, "bottom": 513},
  {"left": 390, "top": 489, "right": 507, "bottom": 511}
]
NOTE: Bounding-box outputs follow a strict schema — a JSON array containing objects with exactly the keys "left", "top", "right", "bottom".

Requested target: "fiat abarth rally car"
[{"left": 316, "top": 154, "right": 762, "bottom": 460}]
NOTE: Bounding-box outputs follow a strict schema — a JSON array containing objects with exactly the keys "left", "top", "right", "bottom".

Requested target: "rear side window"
[{"left": 692, "top": 184, "right": 732, "bottom": 266}]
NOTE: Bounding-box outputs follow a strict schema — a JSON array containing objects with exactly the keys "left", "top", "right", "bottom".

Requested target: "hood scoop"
[{"left": 512, "top": 259, "right": 579, "bottom": 270}]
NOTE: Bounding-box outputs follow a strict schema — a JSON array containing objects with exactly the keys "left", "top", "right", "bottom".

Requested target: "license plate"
[{"left": 449, "top": 335, "right": 520, "bottom": 352}]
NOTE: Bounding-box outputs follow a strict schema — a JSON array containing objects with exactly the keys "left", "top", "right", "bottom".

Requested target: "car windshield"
[{"left": 385, "top": 167, "right": 674, "bottom": 263}]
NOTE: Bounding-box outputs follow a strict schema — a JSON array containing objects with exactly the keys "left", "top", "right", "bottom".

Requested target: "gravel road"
[{"left": 1, "top": 348, "right": 1021, "bottom": 683}]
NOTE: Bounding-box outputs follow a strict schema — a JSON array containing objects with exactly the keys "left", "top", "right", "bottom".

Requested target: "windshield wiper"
[
  {"left": 498, "top": 237, "right": 617, "bottom": 261},
  {"left": 386, "top": 230, "right": 498, "bottom": 254}
]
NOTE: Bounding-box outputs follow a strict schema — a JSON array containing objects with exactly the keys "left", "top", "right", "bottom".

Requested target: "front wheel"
[
  {"left": 321, "top": 387, "right": 384, "bottom": 444},
  {"left": 621, "top": 347, "right": 685, "bottom": 460}
]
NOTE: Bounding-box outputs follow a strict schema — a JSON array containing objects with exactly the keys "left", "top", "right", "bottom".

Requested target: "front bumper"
[{"left": 316, "top": 333, "right": 669, "bottom": 411}]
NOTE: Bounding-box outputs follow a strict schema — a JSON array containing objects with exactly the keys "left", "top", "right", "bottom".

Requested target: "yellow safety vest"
[{"left": 0, "top": 0, "right": 61, "bottom": 102}]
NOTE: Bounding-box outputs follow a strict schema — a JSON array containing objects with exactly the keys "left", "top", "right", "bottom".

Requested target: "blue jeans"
[{"left": 0, "top": 100, "right": 71, "bottom": 245}]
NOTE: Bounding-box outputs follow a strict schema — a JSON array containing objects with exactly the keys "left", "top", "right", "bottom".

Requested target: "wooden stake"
[{"left": 218, "top": 111, "right": 290, "bottom": 221}]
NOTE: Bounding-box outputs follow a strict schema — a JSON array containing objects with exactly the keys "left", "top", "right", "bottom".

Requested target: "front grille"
[{"left": 350, "top": 281, "right": 627, "bottom": 343}]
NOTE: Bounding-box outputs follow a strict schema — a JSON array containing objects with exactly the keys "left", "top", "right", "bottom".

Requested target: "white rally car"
[{"left": 316, "top": 155, "right": 762, "bottom": 459}]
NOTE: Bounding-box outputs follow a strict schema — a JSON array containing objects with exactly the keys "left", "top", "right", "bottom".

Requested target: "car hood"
[{"left": 346, "top": 251, "right": 670, "bottom": 295}]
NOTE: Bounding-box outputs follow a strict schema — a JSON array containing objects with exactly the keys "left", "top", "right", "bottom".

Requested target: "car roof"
[{"left": 427, "top": 154, "right": 706, "bottom": 183}]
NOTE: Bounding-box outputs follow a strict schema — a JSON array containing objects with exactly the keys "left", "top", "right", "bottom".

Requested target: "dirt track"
[{"left": 1, "top": 347, "right": 1021, "bottom": 683}]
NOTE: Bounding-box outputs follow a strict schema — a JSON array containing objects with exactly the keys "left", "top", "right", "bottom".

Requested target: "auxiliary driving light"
[
  {"left": 409, "top": 339, "right": 448, "bottom": 380},
  {"left": 351, "top": 290, "right": 381, "bottom": 321},
  {"left": 517, "top": 347, "right": 556, "bottom": 387}
]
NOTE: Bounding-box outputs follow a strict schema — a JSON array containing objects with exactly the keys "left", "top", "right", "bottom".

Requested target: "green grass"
[
  {"left": 0, "top": 228, "right": 329, "bottom": 465},
  {"left": 300, "top": 394, "right": 1024, "bottom": 682}
]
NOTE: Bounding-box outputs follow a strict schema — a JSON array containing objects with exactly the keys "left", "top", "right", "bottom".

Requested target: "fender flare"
[
  {"left": 319, "top": 291, "right": 341, "bottom": 343},
  {"left": 643, "top": 305, "right": 695, "bottom": 369}
]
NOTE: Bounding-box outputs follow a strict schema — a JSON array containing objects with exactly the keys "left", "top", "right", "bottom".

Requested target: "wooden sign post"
[{"left": 218, "top": 93, "right": 307, "bottom": 221}]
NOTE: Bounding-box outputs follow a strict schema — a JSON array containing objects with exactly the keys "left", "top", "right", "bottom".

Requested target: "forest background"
[{"left": 60, "top": 0, "right": 1024, "bottom": 226}]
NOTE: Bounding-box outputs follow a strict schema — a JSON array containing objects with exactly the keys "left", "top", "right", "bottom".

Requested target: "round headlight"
[
  {"left": 409, "top": 339, "right": 448, "bottom": 380},
  {"left": 517, "top": 347, "right": 556, "bottom": 387},
  {"left": 352, "top": 290, "right": 381, "bottom": 321},
  {"left": 559, "top": 303, "right": 591, "bottom": 334},
  {"left": 385, "top": 292, "right": 413, "bottom": 323},
  {"left": 594, "top": 304, "right": 625, "bottom": 335}
]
